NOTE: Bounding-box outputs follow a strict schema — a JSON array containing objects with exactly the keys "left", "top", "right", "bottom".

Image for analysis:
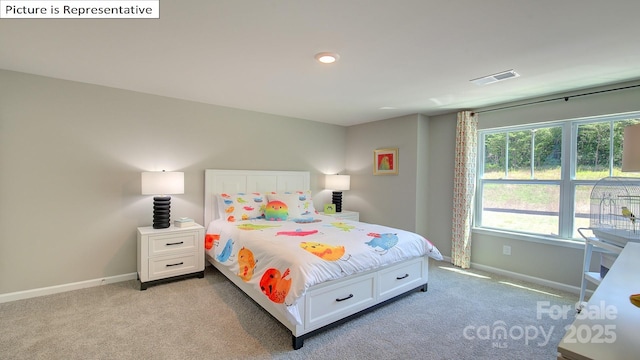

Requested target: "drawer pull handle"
[
  {"left": 336, "top": 294, "right": 354, "bottom": 302},
  {"left": 166, "top": 262, "right": 184, "bottom": 267},
  {"left": 396, "top": 273, "right": 409, "bottom": 280},
  {"left": 166, "top": 241, "right": 184, "bottom": 246}
]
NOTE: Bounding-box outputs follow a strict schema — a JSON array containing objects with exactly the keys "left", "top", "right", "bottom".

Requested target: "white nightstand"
[
  {"left": 320, "top": 210, "right": 359, "bottom": 221},
  {"left": 137, "top": 224, "right": 205, "bottom": 290}
]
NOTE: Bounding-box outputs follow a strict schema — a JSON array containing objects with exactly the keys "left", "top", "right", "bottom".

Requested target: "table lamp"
[
  {"left": 326, "top": 174, "right": 350, "bottom": 213},
  {"left": 141, "top": 171, "right": 184, "bottom": 229}
]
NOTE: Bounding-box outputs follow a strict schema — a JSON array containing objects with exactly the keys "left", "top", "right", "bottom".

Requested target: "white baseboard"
[
  {"left": 0, "top": 272, "right": 137, "bottom": 304},
  {"left": 470, "top": 262, "right": 582, "bottom": 295},
  {"left": 438, "top": 255, "right": 585, "bottom": 296},
  {"left": 2, "top": 257, "right": 587, "bottom": 304}
]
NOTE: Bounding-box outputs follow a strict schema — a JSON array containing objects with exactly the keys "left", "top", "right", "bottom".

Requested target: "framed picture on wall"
[{"left": 373, "top": 148, "right": 398, "bottom": 175}]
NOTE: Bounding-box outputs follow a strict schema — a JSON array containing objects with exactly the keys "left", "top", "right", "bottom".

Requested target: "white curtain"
[{"left": 451, "top": 111, "right": 478, "bottom": 268}]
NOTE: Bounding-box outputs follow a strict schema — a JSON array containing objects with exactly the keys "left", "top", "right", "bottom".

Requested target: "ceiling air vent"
[{"left": 470, "top": 69, "right": 520, "bottom": 86}]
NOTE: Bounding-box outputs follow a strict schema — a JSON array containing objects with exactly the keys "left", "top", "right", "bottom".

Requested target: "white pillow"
[
  {"left": 267, "top": 191, "right": 316, "bottom": 218},
  {"left": 217, "top": 192, "right": 267, "bottom": 222}
]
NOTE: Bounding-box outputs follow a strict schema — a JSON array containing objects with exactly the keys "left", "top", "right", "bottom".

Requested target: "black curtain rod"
[{"left": 474, "top": 83, "right": 640, "bottom": 115}]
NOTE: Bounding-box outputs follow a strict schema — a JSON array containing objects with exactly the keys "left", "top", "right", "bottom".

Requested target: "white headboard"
[{"left": 204, "top": 169, "right": 311, "bottom": 227}]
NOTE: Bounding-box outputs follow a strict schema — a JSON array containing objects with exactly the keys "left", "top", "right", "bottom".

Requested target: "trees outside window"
[{"left": 476, "top": 114, "right": 640, "bottom": 239}]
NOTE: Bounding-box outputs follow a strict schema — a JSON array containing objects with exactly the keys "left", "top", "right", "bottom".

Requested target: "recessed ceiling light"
[
  {"left": 315, "top": 52, "right": 340, "bottom": 64},
  {"left": 470, "top": 69, "right": 520, "bottom": 86}
]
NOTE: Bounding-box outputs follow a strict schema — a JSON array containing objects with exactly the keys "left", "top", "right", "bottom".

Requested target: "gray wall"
[
  {"left": 424, "top": 113, "right": 457, "bottom": 256},
  {"left": 3, "top": 68, "right": 639, "bottom": 297},
  {"left": 0, "top": 70, "right": 346, "bottom": 294},
  {"left": 471, "top": 81, "right": 640, "bottom": 288},
  {"left": 345, "top": 114, "right": 421, "bottom": 231},
  {"left": 476, "top": 81, "right": 640, "bottom": 130},
  {"left": 343, "top": 114, "right": 443, "bottom": 254},
  {"left": 459, "top": 81, "right": 640, "bottom": 288},
  {"left": 344, "top": 81, "right": 640, "bottom": 290}
]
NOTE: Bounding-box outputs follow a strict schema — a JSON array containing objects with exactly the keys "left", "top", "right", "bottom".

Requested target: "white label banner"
[{"left": 1, "top": 1, "right": 159, "bottom": 18}]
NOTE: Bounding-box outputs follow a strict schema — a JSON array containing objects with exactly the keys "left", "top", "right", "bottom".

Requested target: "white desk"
[{"left": 557, "top": 242, "right": 640, "bottom": 360}]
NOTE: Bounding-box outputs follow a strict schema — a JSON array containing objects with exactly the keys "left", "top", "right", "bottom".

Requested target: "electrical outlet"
[{"left": 503, "top": 245, "right": 511, "bottom": 256}]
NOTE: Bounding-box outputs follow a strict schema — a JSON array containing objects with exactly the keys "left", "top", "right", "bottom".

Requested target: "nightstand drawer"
[
  {"left": 149, "top": 231, "right": 198, "bottom": 256},
  {"left": 332, "top": 214, "right": 358, "bottom": 221},
  {"left": 321, "top": 210, "right": 359, "bottom": 221},
  {"left": 137, "top": 224, "right": 205, "bottom": 289},
  {"left": 148, "top": 253, "right": 198, "bottom": 280}
]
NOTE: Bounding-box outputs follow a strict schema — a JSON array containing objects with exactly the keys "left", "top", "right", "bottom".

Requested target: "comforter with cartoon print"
[{"left": 205, "top": 214, "right": 443, "bottom": 324}]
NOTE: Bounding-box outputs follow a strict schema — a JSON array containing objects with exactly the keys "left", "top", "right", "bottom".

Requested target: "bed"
[{"left": 203, "top": 169, "right": 443, "bottom": 349}]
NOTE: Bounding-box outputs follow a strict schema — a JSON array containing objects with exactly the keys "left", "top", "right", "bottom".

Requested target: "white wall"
[{"left": 0, "top": 70, "right": 346, "bottom": 295}]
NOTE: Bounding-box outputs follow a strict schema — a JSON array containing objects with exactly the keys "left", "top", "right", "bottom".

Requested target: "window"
[{"left": 476, "top": 113, "right": 640, "bottom": 240}]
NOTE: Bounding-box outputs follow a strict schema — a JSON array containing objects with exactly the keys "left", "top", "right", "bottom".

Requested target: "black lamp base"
[
  {"left": 152, "top": 196, "right": 171, "bottom": 229},
  {"left": 332, "top": 191, "right": 343, "bottom": 213}
]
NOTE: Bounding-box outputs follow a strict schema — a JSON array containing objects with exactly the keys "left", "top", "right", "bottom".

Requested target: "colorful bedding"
[{"left": 205, "top": 215, "right": 443, "bottom": 324}]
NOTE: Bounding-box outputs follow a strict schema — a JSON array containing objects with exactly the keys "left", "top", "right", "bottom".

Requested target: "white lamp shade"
[
  {"left": 141, "top": 171, "right": 184, "bottom": 195},
  {"left": 622, "top": 124, "right": 640, "bottom": 172},
  {"left": 326, "top": 174, "right": 350, "bottom": 191}
]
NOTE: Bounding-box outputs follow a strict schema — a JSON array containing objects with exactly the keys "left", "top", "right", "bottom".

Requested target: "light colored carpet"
[{"left": 0, "top": 261, "right": 576, "bottom": 359}]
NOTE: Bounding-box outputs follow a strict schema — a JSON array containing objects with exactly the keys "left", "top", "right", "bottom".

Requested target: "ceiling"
[{"left": 2, "top": 0, "right": 640, "bottom": 126}]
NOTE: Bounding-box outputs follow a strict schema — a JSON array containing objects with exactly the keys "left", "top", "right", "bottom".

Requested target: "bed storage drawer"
[
  {"left": 305, "top": 274, "right": 376, "bottom": 331},
  {"left": 378, "top": 257, "right": 425, "bottom": 301}
]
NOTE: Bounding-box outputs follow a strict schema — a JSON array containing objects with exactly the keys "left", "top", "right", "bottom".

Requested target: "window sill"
[{"left": 472, "top": 227, "right": 585, "bottom": 250}]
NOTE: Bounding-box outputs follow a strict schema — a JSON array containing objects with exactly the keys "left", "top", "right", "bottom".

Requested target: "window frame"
[{"left": 474, "top": 111, "right": 640, "bottom": 242}]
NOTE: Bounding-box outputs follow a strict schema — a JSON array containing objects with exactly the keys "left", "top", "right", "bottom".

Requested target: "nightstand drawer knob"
[
  {"left": 166, "top": 241, "right": 184, "bottom": 246},
  {"left": 166, "top": 262, "right": 184, "bottom": 267}
]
